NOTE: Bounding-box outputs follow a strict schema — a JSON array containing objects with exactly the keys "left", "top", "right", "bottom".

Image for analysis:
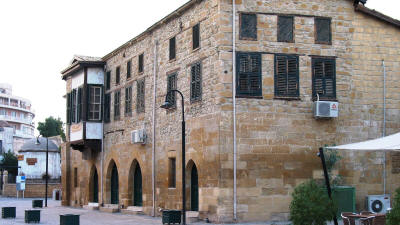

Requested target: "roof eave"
[
  {"left": 61, "top": 61, "right": 106, "bottom": 80},
  {"left": 355, "top": 4, "right": 400, "bottom": 28}
]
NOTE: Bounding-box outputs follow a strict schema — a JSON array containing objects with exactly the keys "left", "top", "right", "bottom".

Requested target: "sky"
[{"left": 0, "top": 0, "right": 399, "bottom": 133}]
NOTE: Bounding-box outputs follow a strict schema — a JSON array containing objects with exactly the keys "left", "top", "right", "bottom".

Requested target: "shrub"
[
  {"left": 387, "top": 188, "right": 400, "bottom": 225},
  {"left": 290, "top": 180, "right": 336, "bottom": 225}
]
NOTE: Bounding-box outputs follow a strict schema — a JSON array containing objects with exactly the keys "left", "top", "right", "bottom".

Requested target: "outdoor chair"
[
  {"left": 360, "top": 216, "right": 374, "bottom": 225},
  {"left": 341, "top": 212, "right": 356, "bottom": 225},
  {"left": 372, "top": 215, "right": 386, "bottom": 225}
]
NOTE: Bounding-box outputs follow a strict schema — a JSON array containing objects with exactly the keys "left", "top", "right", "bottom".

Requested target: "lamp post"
[
  {"left": 36, "top": 135, "right": 49, "bottom": 207},
  {"left": 160, "top": 89, "right": 186, "bottom": 225}
]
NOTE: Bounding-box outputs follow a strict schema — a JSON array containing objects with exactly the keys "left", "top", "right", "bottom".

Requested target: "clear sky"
[{"left": 0, "top": 0, "right": 399, "bottom": 133}]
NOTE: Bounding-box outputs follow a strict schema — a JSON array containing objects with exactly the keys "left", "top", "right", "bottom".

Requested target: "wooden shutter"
[
  {"left": 77, "top": 87, "right": 82, "bottom": 122},
  {"left": 106, "top": 71, "right": 111, "bottom": 90},
  {"left": 66, "top": 92, "right": 71, "bottom": 124},
  {"left": 240, "top": 13, "right": 257, "bottom": 40},
  {"left": 71, "top": 89, "right": 77, "bottom": 123},
  {"left": 278, "top": 16, "right": 294, "bottom": 42},
  {"left": 138, "top": 54, "right": 144, "bottom": 73},
  {"left": 125, "top": 86, "right": 132, "bottom": 115},
  {"left": 167, "top": 73, "right": 177, "bottom": 107},
  {"left": 190, "top": 63, "right": 202, "bottom": 101},
  {"left": 315, "top": 18, "right": 331, "bottom": 44},
  {"left": 169, "top": 37, "right": 176, "bottom": 60},
  {"left": 137, "top": 80, "right": 145, "bottom": 113},
  {"left": 192, "top": 24, "right": 200, "bottom": 49},
  {"left": 104, "top": 93, "right": 110, "bottom": 123},
  {"left": 312, "top": 58, "right": 336, "bottom": 100},
  {"left": 236, "top": 52, "right": 262, "bottom": 97},
  {"left": 127, "top": 60, "right": 131, "bottom": 79},
  {"left": 116, "top": 67, "right": 120, "bottom": 84},
  {"left": 114, "top": 91, "right": 120, "bottom": 120},
  {"left": 274, "top": 54, "right": 299, "bottom": 98}
]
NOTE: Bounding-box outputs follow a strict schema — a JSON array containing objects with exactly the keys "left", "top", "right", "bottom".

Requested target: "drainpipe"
[
  {"left": 101, "top": 123, "right": 104, "bottom": 204},
  {"left": 382, "top": 60, "right": 386, "bottom": 195},
  {"left": 232, "top": 0, "right": 237, "bottom": 221},
  {"left": 152, "top": 40, "right": 159, "bottom": 216}
]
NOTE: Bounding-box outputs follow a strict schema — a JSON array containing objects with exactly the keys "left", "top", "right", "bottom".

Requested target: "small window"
[
  {"left": 127, "top": 60, "right": 131, "bottom": 79},
  {"left": 104, "top": 93, "right": 111, "bottom": 123},
  {"left": 312, "top": 57, "right": 336, "bottom": 100},
  {"left": 88, "top": 86, "right": 102, "bottom": 121},
  {"left": 190, "top": 62, "right": 202, "bottom": 102},
  {"left": 240, "top": 13, "right": 257, "bottom": 40},
  {"left": 167, "top": 73, "right": 177, "bottom": 107},
  {"left": 236, "top": 52, "right": 262, "bottom": 97},
  {"left": 169, "top": 36, "right": 176, "bottom": 60},
  {"left": 315, "top": 17, "right": 331, "bottom": 44},
  {"left": 192, "top": 23, "right": 200, "bottom": 50},
  {"left": 138, "top": 54, "right": 144, "bottom": 73},
  {"left": 74, "top": 167, "right": 78, "bottom": 188},
  {"left": 278, "top": 16, "right": 294, "bottom": 42},
  {"left": 168, "top": 158, "right": 176, "bottom": 188},
  {"left": 116, "top": 67, "right": 120, "bottom": 85},
  {"left": 114, "top": 91, "right": 120, "bottom": 120},
  {"left": 274, "top": 54, "right": 299, "bottom": 98},
  {"left": 125, "top": 86, "right": 132, "bottom": 116},
  {"left": 137, "top": 79, "right": 145, "bottom": 113},
  {"left": 106, "top": 71, "right": 111, "bottom": 90}
]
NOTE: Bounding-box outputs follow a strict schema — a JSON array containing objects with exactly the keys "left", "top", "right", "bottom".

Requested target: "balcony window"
[{"left": 88, "top": 86, "right": 102, "bottom": 121}]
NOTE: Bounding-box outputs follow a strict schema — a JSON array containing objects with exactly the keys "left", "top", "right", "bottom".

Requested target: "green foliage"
[
  {"left": 387, "top": 188, "right": 400, "bottom": 225},
  {"left": 37, "top": 116, "right": 65, "bottom": 140},
  {"left": 324, "top": 147, "right": 343, "bottom": 186},
  {"left": 1, "top": 151, "right": 18, "bottom": 176},
  {"left": 290, "top": 180, "right": 336, "bottom": 225}
]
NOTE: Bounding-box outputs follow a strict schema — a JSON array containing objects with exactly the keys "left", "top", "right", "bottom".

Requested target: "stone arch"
[
  {"left": 105, "top": 159, "right": 119, "bottom": 204},
  {"left": 185, "top": 159, "right": 199, "bottom": 211},
  {"left": 88, "top": 164, "right": 99, "bottom": 203},
  {"left": 128, "top": 159, "right": 143, "bottom": 207}
]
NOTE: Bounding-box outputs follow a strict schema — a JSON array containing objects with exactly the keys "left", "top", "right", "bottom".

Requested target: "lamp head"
[{"left": 160, "top": 100, "right": 173, "bottom": 109}]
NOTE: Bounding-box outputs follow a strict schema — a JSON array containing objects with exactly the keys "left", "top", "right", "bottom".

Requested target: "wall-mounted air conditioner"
[
  {"left": 313, "top": 101, "right": 339, "bottom": 118},
  {"left": 131, "top": 129, "right": 146, "bottom": 144},
  {"left": 366, "top": 195, "right": 391, "bottom": 214}
]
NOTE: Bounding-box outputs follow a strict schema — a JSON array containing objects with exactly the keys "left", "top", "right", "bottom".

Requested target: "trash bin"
[
  {"left": 60, "top": 214, "right": 80, "bottom": 225},
  {"left": 25, "top": 210, "right": 40, "bottom": 223},
  {"left": 2, "top": 207, "right": 16, "bottom": 218},
  {"left": 32, "top": 200, "right": 43, "bottom": 208},
  {"left": 162, "top": 210, "right": 181, "bottom": 224}
]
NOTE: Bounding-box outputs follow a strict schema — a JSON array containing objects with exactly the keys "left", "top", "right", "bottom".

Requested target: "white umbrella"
[{"left": 326, "top": 132, "right": 400, "bottom": 151}]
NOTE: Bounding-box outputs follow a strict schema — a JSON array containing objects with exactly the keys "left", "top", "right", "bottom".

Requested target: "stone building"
[{"left": 61, "top": 0, "right": 400, "bottom": 222}]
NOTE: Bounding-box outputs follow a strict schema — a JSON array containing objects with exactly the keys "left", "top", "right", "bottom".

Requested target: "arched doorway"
[
  {"left": 133, "top": 164, "right": 142, "bottom": 206},
  {"left": 186, "top": 160, "right": 199, "bottom": 211},
  {"left": 111, "top": 163, "right": 119, "bottom": 204},
  {"left": 92, "top": 169, "right": 99, "bottom": 203}
]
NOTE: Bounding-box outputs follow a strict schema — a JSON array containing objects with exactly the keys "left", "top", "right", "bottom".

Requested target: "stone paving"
[{"left": 0, "top": 197, "right": 296, "bottom": 225}]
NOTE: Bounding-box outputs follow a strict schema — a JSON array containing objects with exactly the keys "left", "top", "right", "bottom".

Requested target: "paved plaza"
[{"left": 0, "top": 197, "right": 294, "bottom": 225}]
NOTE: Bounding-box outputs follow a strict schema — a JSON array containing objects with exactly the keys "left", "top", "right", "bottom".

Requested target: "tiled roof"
[{"left": 19, "top": 137, "right": 59, "bottom": 153}]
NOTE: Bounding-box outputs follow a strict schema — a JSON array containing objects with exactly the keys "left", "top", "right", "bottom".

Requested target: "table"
[{"left": 346, "top": 213, "right": 386, "bottom": 225}]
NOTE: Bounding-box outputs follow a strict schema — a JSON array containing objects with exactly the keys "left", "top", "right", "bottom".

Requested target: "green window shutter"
[
  {"left": 71, "top": 89, "right": 77, "bottom": 123},
  {"left": 116, "top": 67, "right": 120, "bottom": 84},
  {"left": 138, "top": 54, "right": 144, "bottom": 73},
  {"left": 236, "top": 52, "right": 262, "bottom": 97},
  {"left": 167, "top": 73, "right": 177, "bottom": 107},
  {"left": 77, "top": 87, "right": 82, "bottom": 122},
  {"left": 104, "top": 93, "right": 110, "bottom": 123},
  {"left": 125, "top": 86, "right": 132, "bottom": 115},
  {"left": 315, "top": 18, "right": 331, "bottom": 44},
  {"left": 127, "top": 60, "right": 131, "bottom": 79},
  {"left": 274, "top": 54, "right": 299, "bottom": 98},
  {"left": 240, "top": 13, "right": 257, "bottom": 40},
  {"left": 114, "top": 91, "right": 120, "bottom": 120},
  {"left": 190, "top": 62, "right": 202, "bottom": 101},
  {"left": 192, "top": 24, "right": 200, "bottom": 49},
  {"left": 278, "top": 16, "right": 294, "bottom": 42},
  {"left": 137, "top": 79, "right": 145, "bottom": 113},
  {"left": 66, "top": 92, "right": 71, "bottom": 124},
  {"left": 106, "top": 71, "right": 111, "bottom": 90},
  {"left": 169, "top": 37, "right": 176, "bottom": 60},
  {"left": 312, "top": 58, "right": 336, "bottom": 100}
]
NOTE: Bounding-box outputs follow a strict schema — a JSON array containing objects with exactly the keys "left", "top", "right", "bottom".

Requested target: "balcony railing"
[
  {"left": 0, "top": 102, "right": 33, "bottom": 112},
  {"left": 0, "top": 115, "right": 33, "bottom": 125}
]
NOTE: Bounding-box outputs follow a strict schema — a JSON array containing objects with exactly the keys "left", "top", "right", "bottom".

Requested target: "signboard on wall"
[
  {"left": 26, "top": 158, "right": 37, "bottom": 165},
  {"left": 18, "top": 155, "right": 24, "bottom": 161},
  {"left": 16, "top": 176, "right": 26, "bottom": 191}
]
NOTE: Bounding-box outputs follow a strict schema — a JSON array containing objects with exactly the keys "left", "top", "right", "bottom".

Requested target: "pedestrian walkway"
[{"left": 0, "top": 197, "right": 316, "bottom": 225}]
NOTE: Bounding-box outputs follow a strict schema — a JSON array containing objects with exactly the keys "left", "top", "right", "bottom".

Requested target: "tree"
[
  {"left": 37, "top": 116, "right": 65, "bottom": 140},
  {"left": 1, "top": 151, "right": 18, "bottom": 176}
]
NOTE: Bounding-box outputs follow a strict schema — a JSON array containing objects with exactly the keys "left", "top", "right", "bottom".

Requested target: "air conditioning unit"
[
  {"left": 313, "top": 101, "right": 339, "bottom": 118},
  {"left": 366, "top": 195, "right": 391, "bottom": 214},
  {"left": 131, "top": 129, "right": 146, "bottom": 144}
]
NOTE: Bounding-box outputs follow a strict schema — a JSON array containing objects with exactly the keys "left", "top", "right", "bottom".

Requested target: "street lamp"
[
  {"left": 160, "top": 89, "right": 186, "bottom": 225},
  {"left": 36, "top": 134, "right": 49, "bottom": 207}
]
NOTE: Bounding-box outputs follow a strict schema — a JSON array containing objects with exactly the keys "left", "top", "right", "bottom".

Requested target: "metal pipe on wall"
[
  {"left": 382, "top": 60, "right": 386, "bottom": 195},
  {"left": 152, "top": 40, "right": 159, "bottom": 217},
  {"left": 232, "top": 0, "right": 237, "bottom": 221}
]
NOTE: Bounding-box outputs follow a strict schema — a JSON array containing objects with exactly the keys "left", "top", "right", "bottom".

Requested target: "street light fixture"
[
  {"left": 36, "top": 134, "right": 49, "bottom": 207},
  {"left": 160, "top": 89, "right": 186, "bottom": 225}
]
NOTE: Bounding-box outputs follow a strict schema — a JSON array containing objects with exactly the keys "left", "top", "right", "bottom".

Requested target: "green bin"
[
  {"left": 32, "top": 200, "right": 43, "bottom": 208},
  {"left": 162, "top": 210, "right": 181, "bottom": 224},
  {"left": 60, "top": 214, "right": 80, "bottom": 225},
  {"left": 2, "top": 207, "right": 16, "bottom": 218},
  {"left": 25, "top": 210, "right": 40, "bottom": 223}
]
